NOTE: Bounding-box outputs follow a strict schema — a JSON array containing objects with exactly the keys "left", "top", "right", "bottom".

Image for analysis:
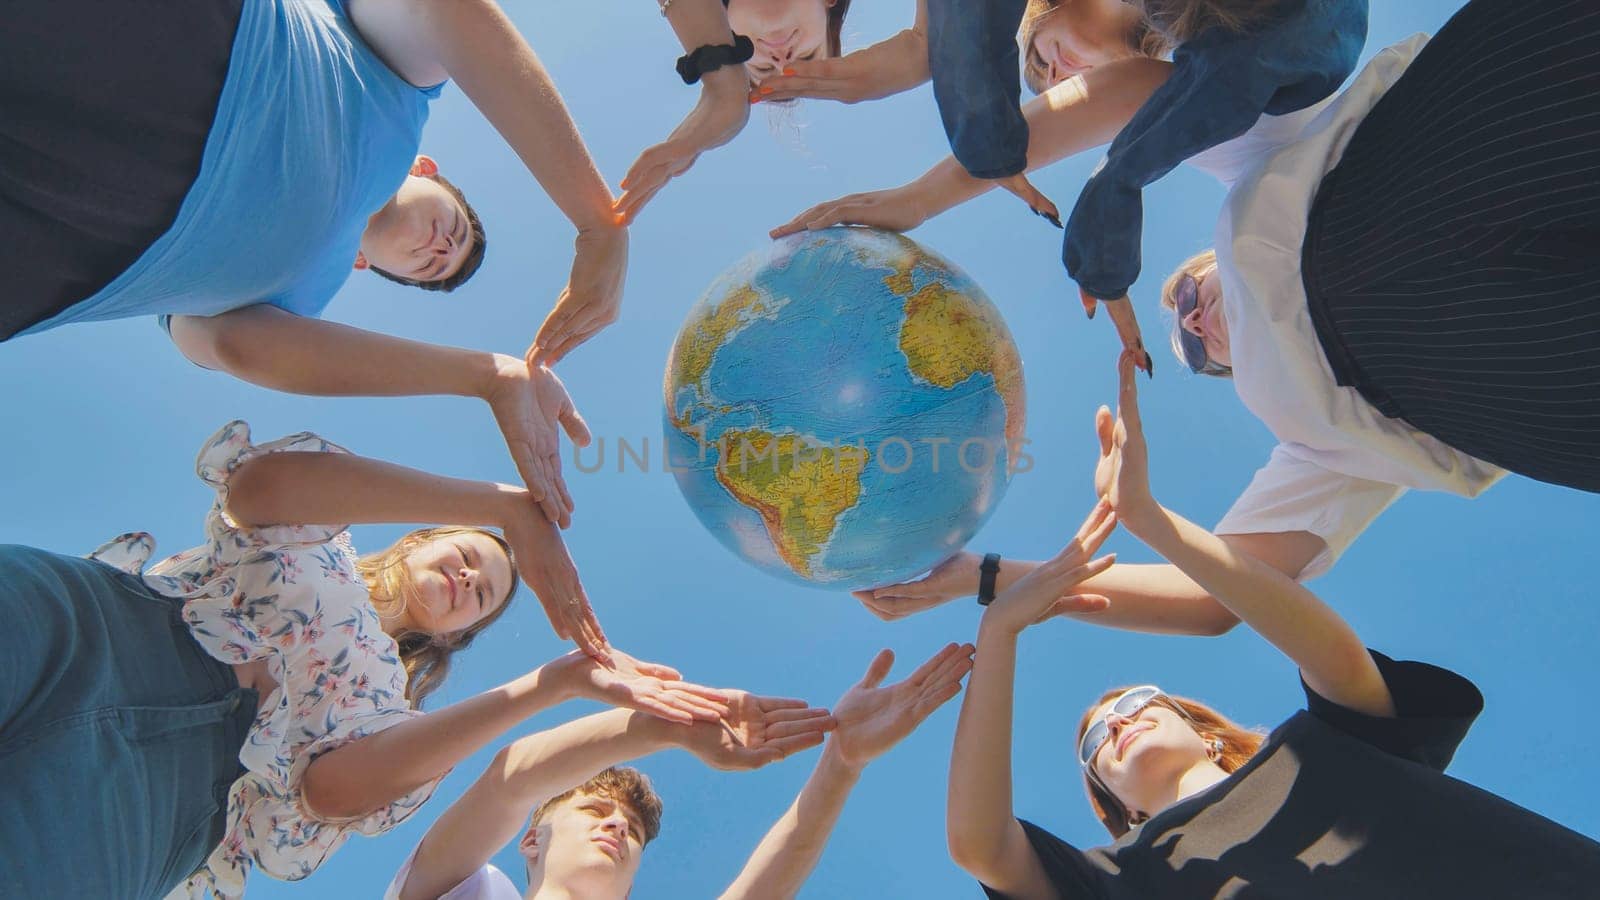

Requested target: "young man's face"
[{"left": 521, "top": 789, "right": 648, "bottom": 897}]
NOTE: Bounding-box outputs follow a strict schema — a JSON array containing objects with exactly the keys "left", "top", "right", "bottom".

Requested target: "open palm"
[
  {"left": 682, "top": 691, "right": 836, "bottom": 771},
  {"left": 575, "top": 649, "right": 729, "bottom": 726},
  {"left": 831, "top": 644, "right": 975, "bottom": 769}
]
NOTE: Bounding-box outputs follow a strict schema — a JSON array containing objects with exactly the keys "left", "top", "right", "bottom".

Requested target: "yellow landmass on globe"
[
  {"left": 714, "top": 428, "right": 871, "bottom": 579},
  {"left": 666, "top": 285, "right": 777, "bottom": 429},
  {"left": 896, "top": 280, "right": 1027, "bottom": 449}
]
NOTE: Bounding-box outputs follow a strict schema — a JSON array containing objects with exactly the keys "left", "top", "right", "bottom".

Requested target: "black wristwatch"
[
  {"left": 977, "top": 553, "right": 1002, "bottom": 606},
  {"left": 675, "top": 35, "right": 755, "bottom": 85}
]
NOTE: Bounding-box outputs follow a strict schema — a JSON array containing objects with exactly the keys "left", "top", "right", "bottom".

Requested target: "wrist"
[
  {"left": 630, "top": 711, "right": 687, "bottom": 751},
  {"left": 978, "top": 610, "right": 1025, "bottom": 643},
  {"left": 479, "top": 352, "right": 523, "bottom": 402},
  {"left": 488, "top": 483, "right": 533, "bottom": 529},
  {"left": 819, "top": 740, "right": 868, "bottom": 780}
]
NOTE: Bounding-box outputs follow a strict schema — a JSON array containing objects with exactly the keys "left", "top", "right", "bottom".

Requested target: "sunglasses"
[
  {"left": 1078, "top": 685, "right": 1165, "bottom": 769},
  {"left": 1172, "top": 275, "right": 1228, "bottom": 375}
]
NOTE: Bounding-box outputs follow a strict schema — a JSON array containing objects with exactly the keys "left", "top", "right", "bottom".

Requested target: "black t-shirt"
[{"left": 980, "top": 652, "right": 1600, "bottom": 899}]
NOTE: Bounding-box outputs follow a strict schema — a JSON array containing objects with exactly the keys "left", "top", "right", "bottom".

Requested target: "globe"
[{"left": 662, "top": 228, "right": 1026, "bottom": 590}]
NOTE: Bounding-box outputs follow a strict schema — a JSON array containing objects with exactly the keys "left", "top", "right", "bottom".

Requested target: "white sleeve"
[
  {"left": 1215, "top": 444, "right": 1406, "bottom": 579},
  {"left": 385, "top": 845, "right": 522, "bottom": 900}
]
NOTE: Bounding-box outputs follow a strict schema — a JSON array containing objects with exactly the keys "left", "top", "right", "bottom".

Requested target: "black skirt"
[
  {"left": 0, "top": 0, "right": 243, "bottom": 340},
  {"left": 1303, "top": 0, "right": 1600, "bottom": 493}
]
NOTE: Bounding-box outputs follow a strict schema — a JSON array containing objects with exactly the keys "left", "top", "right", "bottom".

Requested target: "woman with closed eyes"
[{"left": 947, "top": 355, "right": 1600, "bottom": 900}]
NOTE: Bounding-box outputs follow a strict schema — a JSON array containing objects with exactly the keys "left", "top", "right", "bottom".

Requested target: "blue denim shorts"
[{"left": 0, "top": 545, "right": 259, "bottom": 898}]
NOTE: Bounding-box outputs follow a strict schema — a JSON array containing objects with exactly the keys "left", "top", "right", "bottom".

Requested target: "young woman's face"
[
  {"left": 1179, "top": 267, "right": 1231, "bottom": 368},
  {"left": 359, "top": 176, "right": 476, "bottom": 282},
  {"left": 1086, "top": 697, "right": 1212, "bottom": 817},
  {"left": 726, "top": 0, "right": 834, "bottom": 83},
  {"left": 1026, "top": 0, "right": 1142, "bottom": 89},
  {"left": 400, "top": 533, "right": 514, "bottom": 636}
]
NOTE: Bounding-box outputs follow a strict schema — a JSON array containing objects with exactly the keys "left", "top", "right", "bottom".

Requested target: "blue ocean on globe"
[{"left": 662, "top": 228, "right": 1027, "bottom": 591}]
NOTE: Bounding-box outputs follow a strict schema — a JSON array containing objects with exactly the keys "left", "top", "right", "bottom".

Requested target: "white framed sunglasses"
[{"left": 1078, "top": 685, "right": 1166, "bottom": 769}]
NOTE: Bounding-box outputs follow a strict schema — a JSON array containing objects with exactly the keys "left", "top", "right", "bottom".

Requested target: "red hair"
[{"left": 1076, "top": 686, "right": 1264, "bottom": 837}]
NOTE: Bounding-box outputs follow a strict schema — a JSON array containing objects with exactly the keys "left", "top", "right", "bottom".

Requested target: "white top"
[
  {"left": 90, "top": 421, "right": 442, "bottom": 899},
  {"left": 1176, "top": 35, "right": 1508, "bottom": 578},
  {"left": 386, "top": 844, "right": 523, "bottom": 900}
]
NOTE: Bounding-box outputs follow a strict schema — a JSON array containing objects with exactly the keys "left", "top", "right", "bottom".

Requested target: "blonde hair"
[
  {"left": 357, "top": 526, "right": 519, "bottom": 709},
  {"left": 1131, "top": 0, "right": 1281, "bottom": 46},
  {"left": 1160, "top": 248, "right": 1230, "bottom": 378},
  {"left": 1020, "top": 1, "right": 1166, "bottom": 96},
  {"left": 1076, "top": 687, "right": 1266, "bottom": 837}
]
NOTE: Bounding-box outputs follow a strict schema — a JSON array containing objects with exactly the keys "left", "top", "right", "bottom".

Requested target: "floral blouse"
[{"left": 89, "top": 421, "right": 442, "bottom": 899}]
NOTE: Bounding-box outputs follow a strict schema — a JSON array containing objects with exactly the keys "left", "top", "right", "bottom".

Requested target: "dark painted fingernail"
[
  {"left": 1086, "top": 303, "right": 1096, "bottom": 320},
  {"left": 1144, "top": 351, "right": 1155, "bottom": 378}
]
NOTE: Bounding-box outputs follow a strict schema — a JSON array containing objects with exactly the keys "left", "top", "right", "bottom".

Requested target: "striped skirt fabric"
[{"left": 1303, "top": 0, "right": 1600, "bottom": 493}]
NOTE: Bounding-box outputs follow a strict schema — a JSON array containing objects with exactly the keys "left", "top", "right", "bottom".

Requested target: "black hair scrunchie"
[{"left": 676, "top": 34, "right": 755, "bottom": 85}]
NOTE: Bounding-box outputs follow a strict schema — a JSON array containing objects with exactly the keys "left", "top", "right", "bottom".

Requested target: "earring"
[{"left": 1209, "top": 737, "right": 1225, "bottom": 759}]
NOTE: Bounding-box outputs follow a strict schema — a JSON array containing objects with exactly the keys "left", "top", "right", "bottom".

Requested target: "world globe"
[{"left": 662, "top": 228, "right": 1026, "bottom": 590}]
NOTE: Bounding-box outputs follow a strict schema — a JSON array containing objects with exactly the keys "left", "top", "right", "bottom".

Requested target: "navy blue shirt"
[{"left": 927, "top": 0, "right": 1368, "bottom": 299}]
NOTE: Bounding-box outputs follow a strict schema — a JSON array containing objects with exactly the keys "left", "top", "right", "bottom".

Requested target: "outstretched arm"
[
  {"left": 772, "top": 57, "right": 1171, "bottom": 237},
  {"left": 855, "top": 528, "right": 1325, "bottom": 635},
  {"left": 400, "top": 690, "right": 834, "bottom": 900},
  {"left": 170, "top": 306, "right": 589, "bottom": 528},
  {"left": 349, "top": 0, "right": 626, "bottom": 366},
  {"left": 1099, "top": 353, "right": 1393, "bottom": 716},
  {"left": 946, "top": 507, "right": 1115, "bottom": 900},
  {"left": 305, "top": 651, "right": 734, "bottom": 825},
  {"left": 756, "top": 0, "right": 931, "bottom": 105},
  {"left": 721, "top": 645, "right": 975, "bottom": 900}
]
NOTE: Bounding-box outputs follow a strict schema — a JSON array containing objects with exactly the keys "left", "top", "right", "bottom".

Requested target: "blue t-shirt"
[
  {"left": 19, "top": 0, "right": 440, "bottom": 336},
  {"left": 927, "top": 0, "right": 1367, "bottom": 300}
]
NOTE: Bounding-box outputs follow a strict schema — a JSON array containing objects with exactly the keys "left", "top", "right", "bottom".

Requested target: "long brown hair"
[
  {"left": 1076, "top": 687, "right": 1264, "bottom": 837},
  {"left": 824, "top": 0, "right": 851, "bottom": 57},
  {"left": 357, "top": 526, "right": 519, "bottom": 709}
]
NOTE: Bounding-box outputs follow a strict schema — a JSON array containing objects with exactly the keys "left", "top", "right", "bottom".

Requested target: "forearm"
[
  {"left": 907, "top": 58, "right": 1171, "bottom": 220},
  {"left": 983, "top": 557, "right": 1236, "bottom": 636},
  {"left": 176, "top": 306, "right": 497, "bottom": 399},
  {"left": 302, "top": 662, "right": 576, "bottom": 820},
  {"left": 1127, "top": 507, "right": 1386, "bottom": 709},
  {"left": 719, "top": 744, "right": 862, "bottom": 900},
  {"left": 423, "top": 0, "right": 615, "bottom": 231},
  {"left": 946, "top": 624, "right": 1022, "bottom": 867},
  {"left": 225, "top": 451, "right": 522, "bottom": 530}
]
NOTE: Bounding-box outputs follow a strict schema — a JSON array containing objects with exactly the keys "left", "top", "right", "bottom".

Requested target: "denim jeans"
[{"left": 0, "top": 546, "right": 258, "bottom": 898}]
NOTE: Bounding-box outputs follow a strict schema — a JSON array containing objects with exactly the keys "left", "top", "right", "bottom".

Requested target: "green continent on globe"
[
  {"left": 666, "top": 285, "right": 781, "bottom": 429},
  {"left": 894, "top": 278, "right": 1026, "bottom": 449},
  {"left": 713, "top": 428, "right": 872, "bottom": 579}
]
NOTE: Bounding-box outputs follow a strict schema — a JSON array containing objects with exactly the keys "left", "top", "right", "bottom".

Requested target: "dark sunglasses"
[{"left": 1172, "top": 275, "right": 1228, "bottom": 375}]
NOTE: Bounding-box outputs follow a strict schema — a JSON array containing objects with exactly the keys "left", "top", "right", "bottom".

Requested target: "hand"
[
  {"left": 482, "top": 356, "right": 592, "bottom": 528},
  {"left": 752, "top": 28, "right": 929, "bottom": 105},
  {"left": 829, "top": 644, "right": 975, "bottom": 771},
  {"left": 561, "top": 648, "right": 731, "bottom": 726},
  {"left": 501, "top": 501, "right": 609, "bottom": 661},
  {"left": 770, "top": 185, "right": 929, "bottom": 239},
  {"left": 852, "top": 552, "right": 981, "bottom": 621},
  {"left": 615, "top": 67, "right": 750, "bottom": 225},
  {"left": 1082, "top": 289, "right": 1152, "bottom": 377},
  {"left": 1095, "top": 351, "right": 1158, "bottom": 526},
  {"left": 529, "top": 223, "right": 628, "bottom": 367},
  {"left": 982, "top": 500, "right": 1117, "bottom": 637},
  {"left": 995, "top": 173, "right": 1062, "bottom": 229},
  {"left": 676, "top": 691, "right": 836, "bottom": 770}
]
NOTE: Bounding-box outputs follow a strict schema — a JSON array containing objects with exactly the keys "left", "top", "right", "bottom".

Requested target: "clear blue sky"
[{"left": 3, "top": 2, "right": 1595, "bottom": 897}]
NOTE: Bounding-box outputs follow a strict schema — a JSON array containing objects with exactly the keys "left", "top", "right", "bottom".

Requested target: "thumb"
[
  {"left": 1095, "top": 406, "right": 1114, "bottom": 456},
  {"left": 561, "top": 401, "right": 592, "bottom": 448},
  {"left": 857, "top": 648, "right": 895, "bottom": 689}
]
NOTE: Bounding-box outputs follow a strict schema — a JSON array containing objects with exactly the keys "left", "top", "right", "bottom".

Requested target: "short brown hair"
[
  {"left": 1076, "top": 687, "right": 1265, "bottom": 837},
  {"left": 368, "top": 173, "right": 488, "bottom": 293},
  {"left": 531, "top": 767, "right": 664, "bottom": 846}
]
